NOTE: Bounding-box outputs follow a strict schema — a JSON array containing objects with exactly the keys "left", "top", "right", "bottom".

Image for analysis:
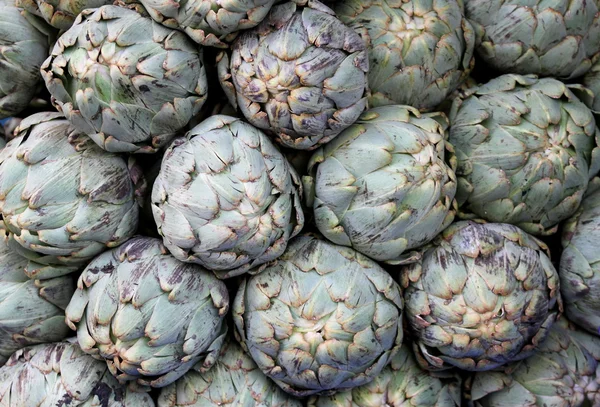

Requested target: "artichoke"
[
  {"left": 41, "top": 5, "right": 208, "bottom": 153},
  {"left": 0, "top": 227, "right": 74, "bottom": 365},
  {"left": 157, "top": 340, "right": 303, "bottom": 407},
  {"left": 306, "top": 105, "right": 456, "bottom": 264},
  {"left": 467, "top": 316, "right": 600, "bottom": 407},
  {"left": 307, "top": 343, "right": 462, "bottom": 407},
  {"left": 233, "top": 235, "right": 404, "bottom": 397},
  {"left": 65, "top": 237, "right": 229, "bottom": 388},
  {"left": 15, "top": 0, "right": 112, "bottom": 30},
  {"left": 0, "top": 112, "right": 140, "bottom": 278},
  {"left": 400, "top": 221, "right": 562, "bottom": 372},
  {"left": 0, "top": 342, "right": 155, "bottom": 406},
  {"left": 334, "top": 0, "right": 475, "bottom": 111},
  {"left": 465, "top": 0, "right": 600, "bottom": 79},
  {"left": 582, "top": 59, "right": 600, "bottom": 113},
  {"left": 449, "top": 74, "right": 600, "bottom": 236},
  {"left": 560, "top": 179, "right": 600, "bottom": 336},
  {"left": 0, "top": 0, "right": 54, "bottom": 119},
  {"left": 152, "top": 115, "right": 304, "bottom": 279},
  {"left": 217, "top": 0, "right": 369, "bottom": 150},
  {"left": 132, "top": 0, "right": 276, "bottom": 48}
]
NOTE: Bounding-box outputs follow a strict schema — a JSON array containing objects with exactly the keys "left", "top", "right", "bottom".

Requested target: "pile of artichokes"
[{"left": 1, "top": 0, "right": 600, "bottom": 405}]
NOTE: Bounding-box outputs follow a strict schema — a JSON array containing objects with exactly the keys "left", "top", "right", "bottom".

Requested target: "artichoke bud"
[
  {"left": 41, "top": 5, "right": 209, "bottom": 154},
  {"left": 334, "top": 0, "right": 476, "bottom": 111},
  {"left": 467, "top": 317, "right": 600, "bottom": 406},
  {"left": 157, "top": 340, "right": 303, "bottom": 407},
  {"left": 0, "top": 342, "right": 156, "bottom": 405},
  {"left": 466, "top": 0, "right": 600, "bottom": 79},
  {"left": 0, "top": 112, "right": 140, "bottom": 278},
  {"left": 307, "top": 105, "right": 457, "bottom": 264},
  {"left": 65, "top": 236, "right": 230, "bottom": 388},
  {"left": 401, "top": 221, "right": 562, "bottom": 372},
  {"left": 234, "top": 235, "right": 404, "bottom": 397},
  {"left": 152, "top": 115, "right": 305, "bottom": 279},
  {"left": 449, "top": 74, "right": 600, "bottom": 235},
  {"left": 217, "top": 0, "right": 369, "bottom": 150},
  {"left": 0, "top": 1, "right": 56, "bottom": 119}
]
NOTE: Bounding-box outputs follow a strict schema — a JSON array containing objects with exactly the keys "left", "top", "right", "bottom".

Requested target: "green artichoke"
[
  {"left": 0, "top": 112, "right": 140, "bottom": 278},
  {"left": 132, "top": 0, "right": 276, "bottom": 48},
  {"left": 233, "top": 235, "right": 404, "bottom": 397},
  {"left": 449, "top": 74, "right": 600, "bottom": 236},
  {"left": 217, "top": 0, "right": 369, "bottom": 150},
  {"left": 334, "top": 0, "right": 475, "bottom": 111},
  {"left": 157, "top": 340, "right": 303, "bottom": 407},
  {"left": 15, "top": 0, "right": 112, "bottom": 30},
  {"left": 465, "top": 0, "right": 600, "bottom": 79},
  {"left": 582, "top": 59, "right": 600, "bottom": 113},
  {"left": 0, "top": 342, "right": 155, "bottom": 406},
  {"left": 559, "top": 179, "right": 600, "bottom": 337},
  {"left": 307, "top": 342, "right": 462, "bottom": 407},
  {"left": 65, "top": 237, "right": 229, "bottom": 388},
  {"left": 306, "top": 105, "right": 456, "bottom": 264},
  {"left": 0, "top": 227, "right": 74, "bottom": 366},
  {"left": 152, "top": 115, "right": 304, "bottom": 279},
  {"left": 400, "top": 221, "right": 562, "bottom": 372},
  {"left": 467, "top": 316, "right": 600, "bottom": 407},
  {"left": 41, "top": 5, "right": 208, "bottom": 153},
  {"left": 0, "top": 0, "right": 54, "bottom": 119}
]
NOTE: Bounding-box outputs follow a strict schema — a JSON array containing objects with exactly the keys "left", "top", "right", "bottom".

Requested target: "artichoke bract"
[
  {"left": 449, "top": 74, "right": 600, "bottom": 236},
  {"left": 0, "top": 342, "right": 155, "bottom": 406},
  {"left": 133, "top": 0, "right": 276, "bottom": 48},
  {"left": 307, "top": 343, "right": 462, "bottom": 407},
  {"left": 465, "top": 0, "right": 600, "bottom": 79},
  {"left": 0, "top": 227, "right": 74, "bottom": 366},
  {"left": 467, "top": 317, "right": 600, "bottom": 407},
  {"left": 157, "top": 341, "right": 303, "bottom": 407},
  {"left": 560, "top": 179, "right": 600, "bottom": 337},
  {"left": 152, "top": 115, "right": 304, "bottom": 279},
  {"left": 0, "top": 0, "right": 54, "bottom": 119},
  {"left": 400, "top": 221, "right": 562, "bottom": 372},
  {"left": 217, "top": 0, "right": 369, "bottom": 150},
  {"left": 65, "top": 237, "right": 229, "bottom": 388},
  {"left": 41, "top": 5, "right": 208, "bottom": 154},
  {"left": 0, "top": 112, "right": 140, "bottom": 278},
  {"left": 15, "top": 0, "right": 112, "bottom": 30},
  {"left": 233, "top": 235, "right": 404, "bottom": 397},
  {"left": 334, "top": 0, "right": 475, "bottom": 111},
  {"left": 307, "top": 105, "right": 457, "bottom": 264}
]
